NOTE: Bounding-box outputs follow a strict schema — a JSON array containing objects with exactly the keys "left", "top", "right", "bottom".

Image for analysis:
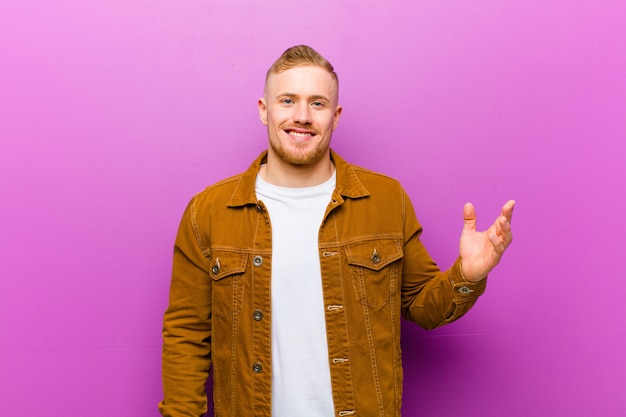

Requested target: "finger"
[
  {"left": 489, "top": 232, "right": 506, "bottom": 255},
  {"left": 463, "top": 202, "right": 477, "bottom": 231},
  {"left": 493, "top": 216, "right": 514, "bottom": 249},
  {"left": 500, "top": 215, "right": 511, "bottom": 233},
  {"left": 500, "top": 216, "right": 513, "bottom": 246},
  {"left": 493, "top": 216, "right": 504, "bottom": 237},
  {"left": 501, "top": 200, "right": 515, "bottom": 224}
]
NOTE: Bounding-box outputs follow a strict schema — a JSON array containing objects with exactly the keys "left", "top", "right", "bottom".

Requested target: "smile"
[
  {"left": 284, "top": 128, "right": 316, "bottom": 139},
  {"left": 289, "top": 131, "right": 313, "bottom": 137}
]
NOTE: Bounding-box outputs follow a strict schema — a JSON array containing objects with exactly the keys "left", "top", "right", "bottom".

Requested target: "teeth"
[{"left": 289, "top": 131, "right": 313, "bottom": 137}]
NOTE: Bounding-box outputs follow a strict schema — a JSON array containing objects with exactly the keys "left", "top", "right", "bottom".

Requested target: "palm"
[{"left": 459, "top": 200, "right": 515, "bottom": 282}]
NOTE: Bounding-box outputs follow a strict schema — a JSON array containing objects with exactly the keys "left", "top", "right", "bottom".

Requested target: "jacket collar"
[{"left": 227, "top": 149, "right": 369, "bottom": 207}]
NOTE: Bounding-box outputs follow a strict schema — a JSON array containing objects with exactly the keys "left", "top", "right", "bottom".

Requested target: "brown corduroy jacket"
[{"left": 160, "top": 150, "right": 486, "bottom": 417}]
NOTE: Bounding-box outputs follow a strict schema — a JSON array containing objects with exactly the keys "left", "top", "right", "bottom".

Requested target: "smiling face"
[{"left": 258, "top": 65, "right": 342, "bottom": 171}]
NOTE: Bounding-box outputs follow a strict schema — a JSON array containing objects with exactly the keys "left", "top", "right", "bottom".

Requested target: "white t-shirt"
[{"left": 256, "top": 171, "right": 336, "bottom": 417}]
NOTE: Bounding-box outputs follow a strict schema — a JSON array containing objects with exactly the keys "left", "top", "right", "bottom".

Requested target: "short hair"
[{"left": 265, "top": 45, "right": 339, "bottom": 87}]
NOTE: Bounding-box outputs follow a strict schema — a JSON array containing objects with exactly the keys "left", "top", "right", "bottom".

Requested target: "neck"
[{"left": 261, "top": 152, "right": 335, "bottom": 188}]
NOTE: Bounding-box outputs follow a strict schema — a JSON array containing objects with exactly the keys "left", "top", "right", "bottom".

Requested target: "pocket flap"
[
  {"left": 346, "top": 239, "right": 403, "bottom": 271},
  {"left": 209, "top": 250, "right": 249, "bottom": 280}
]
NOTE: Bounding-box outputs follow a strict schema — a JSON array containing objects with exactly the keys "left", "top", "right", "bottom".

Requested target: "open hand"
[{"left": 459, "top": 200, "right": 515, "bottom": 282}]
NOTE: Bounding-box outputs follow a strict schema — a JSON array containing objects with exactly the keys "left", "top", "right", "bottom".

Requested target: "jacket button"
[
  {"left": 371, "top": 250, "right": 381, "bottom": 264},
  {"left": 253, "top": 256, "right": 263, "bottom": 267},
  {"left": 252, "top": 362, "right": 263, "bottom": 373},
  {"left": 211, "top": 264, "right": 220, "bottom": 275},
  {"left": 253, "top": 310, "right": 264, "bottom": 321},
  {"left": 458, "top": 286, "right": 473, "bottom": 295}
]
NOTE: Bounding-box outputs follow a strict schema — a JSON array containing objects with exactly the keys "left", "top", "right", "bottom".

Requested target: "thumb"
[{"left": 463, "top": 202, "right": 477, "bottom": 232}]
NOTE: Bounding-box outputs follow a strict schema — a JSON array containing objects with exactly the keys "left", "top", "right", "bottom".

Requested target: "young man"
[{"left": 160, "top": 45, "right": 514, "bottom": 417}]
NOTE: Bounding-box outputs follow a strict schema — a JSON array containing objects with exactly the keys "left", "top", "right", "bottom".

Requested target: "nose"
[{"left": 292, "top": 102, "right": 312, "bottom": 124}]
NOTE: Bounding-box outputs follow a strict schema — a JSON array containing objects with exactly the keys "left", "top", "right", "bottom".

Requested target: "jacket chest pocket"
[
  {"left": 346, "top": 238, "right": 403, "bottom": 310},
  {"left": 209, "top": 250, "right": 248, "bottom": 318}
]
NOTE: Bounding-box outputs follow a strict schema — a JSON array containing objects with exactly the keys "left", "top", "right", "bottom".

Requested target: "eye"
[
  {"left": 311, "top": 101, "right": 324, "bottom": 107},
  {"left": 281, "top": 98, "right": 294, "bottom": 105}
]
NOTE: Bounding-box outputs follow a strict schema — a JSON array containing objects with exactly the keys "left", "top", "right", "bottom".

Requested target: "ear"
[
  {"left": 332, "top": 105, "right": 343, "bottom": 130},
  {"left": 258, "top": 98, "right": 268, "bottom": 126}
]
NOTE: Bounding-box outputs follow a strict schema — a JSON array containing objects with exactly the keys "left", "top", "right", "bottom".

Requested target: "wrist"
[
  {"left": 459, "top": 260, "right": 469, "bottom": 282},
  {"left": 460, "top": 260, "right": 486, "bottom": 282}
]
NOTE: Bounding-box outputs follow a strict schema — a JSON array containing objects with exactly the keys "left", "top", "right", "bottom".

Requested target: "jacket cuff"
[{"left": 448, "top": 257, "right": 487, "bottom": 302}]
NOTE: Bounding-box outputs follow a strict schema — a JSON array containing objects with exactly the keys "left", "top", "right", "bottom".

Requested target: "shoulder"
[
  {"left": 331, "top": 149, "right": 404, "bottom": 192},
  {"left": 345, "top": 161, "right": 406, "bottom": 198},
  {"left": 350, "top": 163, "right": 401, "bottom": 185},
  {"left": 191, "top": 172, "right": 246, "bottom": 207},
  {"left": 193, "top": 152, "right": 265, "bottom": 206}
]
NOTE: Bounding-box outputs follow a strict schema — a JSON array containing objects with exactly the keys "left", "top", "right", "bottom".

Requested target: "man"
[{"left": 159, "top": 45, "right": 514, "bottom": 417}]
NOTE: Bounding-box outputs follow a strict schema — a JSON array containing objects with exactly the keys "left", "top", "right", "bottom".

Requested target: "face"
[{"left": 258, "top": 65, "right": 342, "bottom": 168}]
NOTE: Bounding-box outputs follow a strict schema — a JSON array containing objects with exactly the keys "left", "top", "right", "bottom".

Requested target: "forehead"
[{"left": 265, "top": 65, "right": 338, "bottom": 99}]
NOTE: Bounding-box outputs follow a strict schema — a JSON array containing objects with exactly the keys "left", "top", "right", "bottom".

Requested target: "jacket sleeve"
[
  {"left": 400, "top": 190, "right": 487, "bottom": 330},
  {"left": 159, "top": 196, "right": 212, "bottom": 417}
]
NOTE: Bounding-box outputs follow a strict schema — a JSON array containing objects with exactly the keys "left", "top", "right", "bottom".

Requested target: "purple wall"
[{"left": 1, "top": 1, "right": 625, "bottom": 415}]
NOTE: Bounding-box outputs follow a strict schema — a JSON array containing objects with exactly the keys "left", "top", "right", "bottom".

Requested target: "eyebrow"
[{"left": 278, "top": 93, "right": 330, "bottom": 102}]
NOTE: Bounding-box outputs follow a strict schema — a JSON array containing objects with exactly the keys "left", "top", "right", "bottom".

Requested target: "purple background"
[{"left": 1, "top": 0, "right": 625, "bottom": 416}]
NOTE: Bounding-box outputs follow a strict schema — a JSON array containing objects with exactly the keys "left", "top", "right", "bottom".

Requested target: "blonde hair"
[{"left": 266, "top": 45, "right": 338, "bottom": 87}]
